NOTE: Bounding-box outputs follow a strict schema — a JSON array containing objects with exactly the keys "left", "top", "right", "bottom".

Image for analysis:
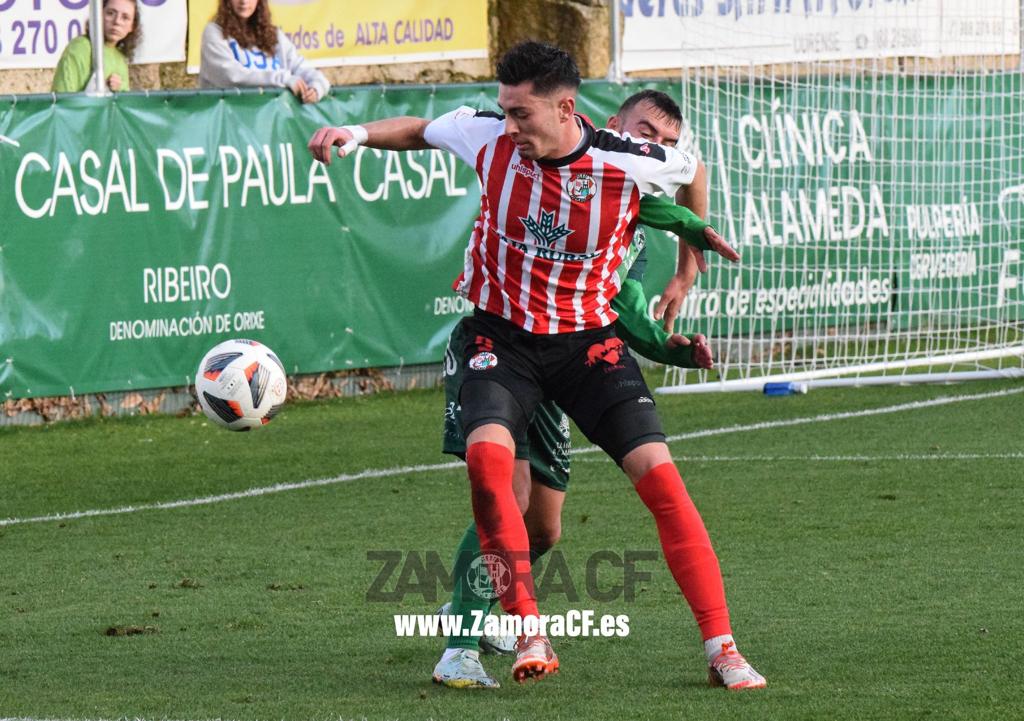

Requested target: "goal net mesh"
[{"left": 658, "top": 1, "right": 1024, "bottom": 391}]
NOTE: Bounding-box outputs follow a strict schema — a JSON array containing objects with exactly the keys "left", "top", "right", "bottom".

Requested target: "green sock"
[
  {"left": 445, "top": 522, "right": 552, "bottom": 651},
  {"left": 446, "top": 522, "right": 493, "bottom": 650}
]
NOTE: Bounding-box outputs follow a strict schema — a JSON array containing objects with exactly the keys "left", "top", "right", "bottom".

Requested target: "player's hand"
[
  {"left": 107, "top": 73, "right": 122, "bottom": 91},
  {"left": 688, "top": 333, "right": 714, "bottom": 369},
  {"left": 653, "top": 272, "right": 695, "bottom": 332},
  {"left": 308, "top": 126, "right": 358, "bottom": 165},
  {"left": 665, "top": 332, "right": 713, "bottom": 369},
  {"left": 692, "top": 226, "right": 740, "bottom": 272}
]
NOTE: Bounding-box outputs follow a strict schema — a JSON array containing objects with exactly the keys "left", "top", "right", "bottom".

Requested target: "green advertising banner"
[
  {"left": 2, "top": 76, "right": 1022, "bottom": 400},
  {"left": 0, "top": 82, "right": 679, "bottom": 400},
  {"left": 674, "top": 72, "right": 1024, "bottom": 338}
]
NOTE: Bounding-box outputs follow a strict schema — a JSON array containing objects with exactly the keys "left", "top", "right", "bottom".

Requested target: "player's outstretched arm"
[
  {"left": 308, "top": 117, "right": 432, "bottom": 165},
  {"left": 640, "top": 194, "right": 740, "bottom": 267},
  {"left": 612, "top": 278, "right": 713, "bottom": 370},
  {"left": 639, "top": 194, "right": 710, "bottom": 249},
  {"left": 643, "top": 190, "right": 740, "bottom": 330}
]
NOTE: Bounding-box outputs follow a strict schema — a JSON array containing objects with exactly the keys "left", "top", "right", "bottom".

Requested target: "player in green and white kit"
[{"left": 433, "top": 91, "right": 729, "bottom": 689}]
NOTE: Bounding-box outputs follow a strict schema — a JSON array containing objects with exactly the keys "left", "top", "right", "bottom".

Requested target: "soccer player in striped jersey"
[
  {"left": 431, "top": 93, "right": 729, "bottom": 690},
  {"left": 434, "top": 200, "right": 719, "bottom": 690},
  {"left": 309, "top": 43, "right": 765, "bottom": 691}
]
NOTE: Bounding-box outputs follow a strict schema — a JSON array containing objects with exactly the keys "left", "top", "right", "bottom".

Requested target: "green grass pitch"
[{"left": 1, "top": 378, "right": 1022, "bottom": 721}]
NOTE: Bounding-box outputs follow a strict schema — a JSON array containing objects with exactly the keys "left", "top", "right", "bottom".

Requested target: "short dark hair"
[
  {"left": 617, "top": 90, "right": 682, "bottom": 125},
  {"left": 496, "top": 41, "right": 581, "bottom": 95}
]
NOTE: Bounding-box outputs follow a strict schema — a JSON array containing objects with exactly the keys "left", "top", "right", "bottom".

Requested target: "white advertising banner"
[
  {"left": 0, "top": 0, "right": 187, "bottom": 70},
  {"left": 622, "top": 0, "right": 1022, "bottom": 71}
]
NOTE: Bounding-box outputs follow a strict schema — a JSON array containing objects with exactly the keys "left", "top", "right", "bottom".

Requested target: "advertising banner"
[
  {"left": 186, "top": 0, "right": 489, "bottom": 72},
  {"left": 0, "top": 0, "right": 187, "bottom": 69},
  {"left": 622, "top": 0, "right": 1021, "bottom": 71},
  {"left": 669, "top": 72, "right": 1024, "bottom": 337},
  {"left": 2, "top": 78, "right": 1021, "bottom": 399}
]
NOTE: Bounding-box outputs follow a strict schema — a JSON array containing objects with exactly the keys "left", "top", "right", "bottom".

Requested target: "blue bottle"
[{"left": 763, "top": 382, "right": 808, "bottom": 396}]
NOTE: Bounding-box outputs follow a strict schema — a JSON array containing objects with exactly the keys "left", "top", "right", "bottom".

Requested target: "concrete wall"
[{"left": 0, "top": 1, "right": 611, "bottom": 94}]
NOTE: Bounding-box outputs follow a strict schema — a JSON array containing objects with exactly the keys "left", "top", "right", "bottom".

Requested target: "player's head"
[
  {"left": 100, "top": 0, "right": 140, "bottom": 59},
  {"left": 496, "top": 41, "right": 581, "bottom": 160},
  {"left": 216, "top": 0, "right": 277, "bottom": 55},
  {"left": 607, "top": 90, "right": 682, "bottom": 147}
]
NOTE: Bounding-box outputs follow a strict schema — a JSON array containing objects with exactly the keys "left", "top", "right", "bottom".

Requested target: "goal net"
[{"left": 646, "top": 1, "right": 1024, "bottom": 393}]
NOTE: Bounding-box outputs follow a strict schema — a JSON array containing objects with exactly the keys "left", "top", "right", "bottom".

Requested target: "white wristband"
[
  {"left": 338, "top": 124, "right": 368, "bottom": 157},
  {"left": 341, "top": 124, "right": 368, "bottom": 145}
]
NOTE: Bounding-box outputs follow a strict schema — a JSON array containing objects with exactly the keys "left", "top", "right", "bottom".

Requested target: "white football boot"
[{"left": 431, "top": 648, "right": 500, "bottom": 689}]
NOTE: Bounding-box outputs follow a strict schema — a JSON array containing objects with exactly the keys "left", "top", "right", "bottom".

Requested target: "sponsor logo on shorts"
[
  {"left": 444, "top": 401, "right": 458, "bottom": 422},
  {"left": 443, "top": 345, "right": 458, "bottom": 377},
  {"left": 638, "top": 396, "right": 653, "bottom": 404},
  {"left": 585, "top": 337, "right": 625, "bottom": 367},
  {"left": 469, "top": 351, "right": 498, "bottom": 371},
  {"left": 566, "top": 173, "right": 596, "bottom": 202}
]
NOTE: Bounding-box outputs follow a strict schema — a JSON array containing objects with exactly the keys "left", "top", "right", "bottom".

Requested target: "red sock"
[
  {"left": 466, "top": 441, "right": 538, "bottom": 621},
  {"left": 635, "top": 462, "right": 732, "bottom": 640}
]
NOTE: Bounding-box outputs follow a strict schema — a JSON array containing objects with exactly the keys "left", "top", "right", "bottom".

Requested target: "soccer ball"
[{"left": 195, "top": 339, "right": 287, "bottom": 430}]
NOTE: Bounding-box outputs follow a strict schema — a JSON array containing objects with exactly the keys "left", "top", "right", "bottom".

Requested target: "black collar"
[{"left": 537, "top": 117, "right": 594, "bottom": 167}]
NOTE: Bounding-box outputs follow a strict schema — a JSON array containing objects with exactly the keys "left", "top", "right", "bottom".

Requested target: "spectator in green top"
[{"left": 52, "top": 0, "right": 140, "bottom": 93}]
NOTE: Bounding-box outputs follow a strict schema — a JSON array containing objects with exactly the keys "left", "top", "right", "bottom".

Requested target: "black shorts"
[
  {"left": 442, "top": 318, "right": 571, "bottom": 491},
  {"left": 458, "top": 309, "right": 664, "bottom": 463}
]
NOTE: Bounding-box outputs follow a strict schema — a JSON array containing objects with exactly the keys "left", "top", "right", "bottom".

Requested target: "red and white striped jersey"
[{"left": 424, "top": 107, "right": 699, "bottom": 334}]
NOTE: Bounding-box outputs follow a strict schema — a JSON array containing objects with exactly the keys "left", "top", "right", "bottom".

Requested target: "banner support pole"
[
  {"left": 85, "top": 0, "right": 110, "bottom": 97},
  {"left": 607, "top": 0, "right": 624, "bottom": 84}
]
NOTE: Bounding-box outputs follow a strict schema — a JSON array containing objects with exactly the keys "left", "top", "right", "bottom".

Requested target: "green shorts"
[{"left": 442, "top": 318, "right": 570, "bottom": 492}]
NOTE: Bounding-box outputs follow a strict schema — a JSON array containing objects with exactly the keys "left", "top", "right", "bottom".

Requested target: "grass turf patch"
[{"left": 1, "top": 380, "right": 1022, "bottom": 720}]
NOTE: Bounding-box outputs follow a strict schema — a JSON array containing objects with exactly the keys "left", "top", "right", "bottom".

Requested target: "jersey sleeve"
[
  {"left": 635, "top": 144, "right": 699, "bottom": 197},
  {"left": 638, "top": 194, "right": 712, "bottom": 250},
  {"left": 423, "top": 107, "right": 504, "bottom": 167},
  {"left": 591, "top": 128, "right": 700, "bottom": 198}
]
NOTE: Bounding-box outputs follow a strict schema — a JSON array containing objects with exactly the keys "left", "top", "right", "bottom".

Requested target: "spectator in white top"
[{"left": 199, "top": 0, "right": 329, "bottom": 103}]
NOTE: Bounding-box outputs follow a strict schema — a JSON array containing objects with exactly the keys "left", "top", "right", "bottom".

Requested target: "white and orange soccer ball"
[{"left": 195, "top": 339, "right": 287, "bottom": 430}]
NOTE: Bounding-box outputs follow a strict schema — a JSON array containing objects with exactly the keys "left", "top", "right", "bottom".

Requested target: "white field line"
[
  {"left": 576, "top": 384, "right": 1024, "bottom": 454},
  {"left": 0, "top": 461, "right": 463, "bottom": 528},
  {"left": 6, "top": 717, "right": 455, "bottom": 721},
  {"left": 2, "top": 386, "right": 1021, "bottom": 529},
  {"left": 576, "top": 451, "right": 1024, "bottom": 463},
  {"left": 0, "top": 719, "right": 237, "bottom": 721},
  {"left": 0, "top": 134, "right": 20, "bottom": 147}
]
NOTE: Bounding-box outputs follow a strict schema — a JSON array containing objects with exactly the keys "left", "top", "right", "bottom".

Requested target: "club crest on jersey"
[
  {"left": 566, "top": 173, "right": 596, "bottom": 202},
  {"left": 469, "top": 351, "right": 498, "bottom": 371},
  {"left": 519, "top": 209, "right": 574, "bottom": 248}
]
